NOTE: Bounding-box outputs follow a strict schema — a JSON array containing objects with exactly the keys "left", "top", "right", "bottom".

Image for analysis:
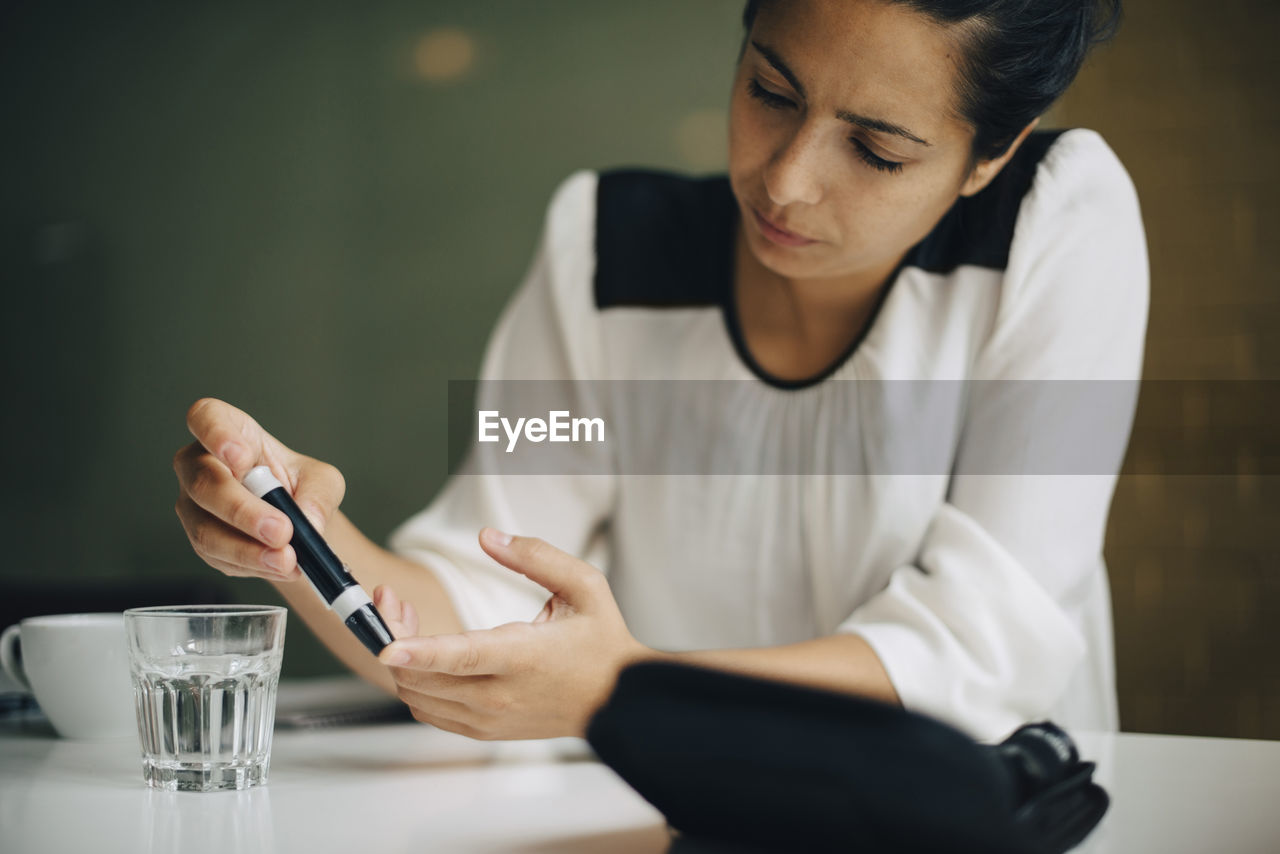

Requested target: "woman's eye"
[
  {"left": 747, "top": 78, "right": 795, "bottom": 110},
  {"left": 747, "top": 75, "right": 903, "bottom": 176},
  {"left": 851, "top": 138, "right": 904, "bottom": 175}
]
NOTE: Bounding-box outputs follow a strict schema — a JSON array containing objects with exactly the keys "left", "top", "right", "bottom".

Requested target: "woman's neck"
[{"left": 733, "top": 226, "right": 901, "bottom": 347}]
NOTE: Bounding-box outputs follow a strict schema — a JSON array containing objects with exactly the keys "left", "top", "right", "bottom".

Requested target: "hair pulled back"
[{"left": 741, "top": 0, "right": 1122, "bottom": 161}]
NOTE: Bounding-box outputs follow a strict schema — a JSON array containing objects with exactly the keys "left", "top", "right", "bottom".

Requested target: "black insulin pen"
[{"left": 243, "top": 465, "right": 394, "bottom": 655}]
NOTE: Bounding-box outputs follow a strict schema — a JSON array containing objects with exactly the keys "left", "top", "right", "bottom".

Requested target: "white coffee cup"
[{"left": 0, "top": 613, "right": 136, "bottom": 740}]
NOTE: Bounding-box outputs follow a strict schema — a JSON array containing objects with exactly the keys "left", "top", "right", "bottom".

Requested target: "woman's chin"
[{"left": 745, "top": 232, "right": 828, "bottom": 280}]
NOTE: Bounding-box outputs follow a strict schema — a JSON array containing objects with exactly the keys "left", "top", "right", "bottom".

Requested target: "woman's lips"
[{"left": 751, "top": 208, "right": 817, "bottom": 247}]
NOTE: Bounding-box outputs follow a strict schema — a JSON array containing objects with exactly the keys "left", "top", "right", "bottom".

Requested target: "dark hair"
[{"left": 741, "top": 0, "right": 1122, "bottom": 162}]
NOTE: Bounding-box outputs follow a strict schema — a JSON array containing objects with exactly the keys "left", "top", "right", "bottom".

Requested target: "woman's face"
[{"left": 729, "top": 0, "right": 1007, "bottom": 284}]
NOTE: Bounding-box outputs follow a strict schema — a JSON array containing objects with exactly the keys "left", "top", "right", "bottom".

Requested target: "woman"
[{"left": 173, "top": 0, "right": 1144, "bottom": 743}]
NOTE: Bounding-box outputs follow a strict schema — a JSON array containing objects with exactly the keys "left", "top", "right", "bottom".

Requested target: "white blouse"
[{"left": 389, "top": 128, "right": 1149, "bottom": 742}]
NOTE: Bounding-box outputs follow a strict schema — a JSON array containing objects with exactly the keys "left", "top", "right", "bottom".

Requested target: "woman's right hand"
[{"left": 173, "top": 398, "right": 346, "bottom": 582}]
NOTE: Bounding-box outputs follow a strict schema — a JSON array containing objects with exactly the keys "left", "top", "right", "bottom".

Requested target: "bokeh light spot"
[{"left": 414, "top": 28, "right": 476, "bottom": 82}]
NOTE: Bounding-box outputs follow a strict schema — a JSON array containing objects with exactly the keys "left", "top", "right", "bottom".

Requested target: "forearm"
[
  {"left": 662, "top": 633, "right": 900, "bottom": 706},
  {"left": 270, "top": 510, "right": 464, "bottom": 696}
]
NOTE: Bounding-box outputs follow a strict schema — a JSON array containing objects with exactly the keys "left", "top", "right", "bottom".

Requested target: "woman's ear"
[{"left": 959, "top": 117, "right": 1041, "bottom": 197}]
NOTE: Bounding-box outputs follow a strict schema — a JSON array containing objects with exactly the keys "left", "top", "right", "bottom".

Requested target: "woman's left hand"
[{"left": 377, "top": 527, "right": 650, "bottom": 740}]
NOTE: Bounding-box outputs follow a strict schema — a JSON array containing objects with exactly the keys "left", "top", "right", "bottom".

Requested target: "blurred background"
[{"left": 1, "top": 0, "right": 1276, "bottom": 739}]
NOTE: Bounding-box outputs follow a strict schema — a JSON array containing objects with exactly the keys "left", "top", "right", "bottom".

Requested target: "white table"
[{"left": 1, "top": 678, "right": 1277, "bottom": 854}]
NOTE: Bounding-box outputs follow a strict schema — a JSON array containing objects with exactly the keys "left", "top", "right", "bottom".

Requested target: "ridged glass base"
[{"left": 141, "top": 758, "right": 270, "bottom": 792}]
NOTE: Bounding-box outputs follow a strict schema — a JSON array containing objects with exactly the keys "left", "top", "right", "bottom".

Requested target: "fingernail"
[
  {"left": 259, "top": 516, "right": 285, "bottom": 545},
  {"left": 483, "top": 527, "right": 513, "bottom": 548},
  {"left": 262, "top": 548, "right": 287, "bottom": 572},
  {"left": 221, "top": 442, "right": 245, "bottom": 469},
  {"left": 385, "top": 648, "right": 410, "bottom": 666}
]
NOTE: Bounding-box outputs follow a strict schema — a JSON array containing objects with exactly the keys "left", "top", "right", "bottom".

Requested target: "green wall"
[{"left": 1, "top": 1, "right": 744, "bottom": 675}]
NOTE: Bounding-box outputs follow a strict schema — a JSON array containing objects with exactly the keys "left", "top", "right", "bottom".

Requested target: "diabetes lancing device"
[{"left": 243, "top": 465, "right": 394, "bottom": 655}]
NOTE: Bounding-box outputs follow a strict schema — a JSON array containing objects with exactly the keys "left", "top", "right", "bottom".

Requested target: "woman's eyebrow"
[
  {"left": 751, "top": 40, "right": 808, "bottom": 98},
  {"left": 750, "top": 39, "right": 933, "bottom": 149},
  {"left": 837, "top": 110, "right": 933, "bottom": 148}
]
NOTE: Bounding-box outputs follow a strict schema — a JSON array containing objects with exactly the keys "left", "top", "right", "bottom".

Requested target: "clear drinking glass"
[{"left": 124, "top": 605, "right": 286, "bottom": 792}]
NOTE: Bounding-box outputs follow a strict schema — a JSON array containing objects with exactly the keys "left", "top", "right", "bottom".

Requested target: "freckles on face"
[{"left": 728, "top": 0, "right": 978, "bottom": 282}]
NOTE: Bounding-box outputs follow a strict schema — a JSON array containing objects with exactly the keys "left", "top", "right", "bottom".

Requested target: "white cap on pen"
[{"left": 243, "top": 465, "right": 285, "bottom": 499}]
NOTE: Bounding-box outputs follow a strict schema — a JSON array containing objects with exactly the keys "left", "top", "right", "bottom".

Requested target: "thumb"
[
  {"left": 186, "top": 398, "right": 270, "bottom": 481},
  {"left": 478, "top": 528, "right": 602, "bottom": 610},
  {"left": 291, "top": 460, "right": 345, "bottom": 536}
]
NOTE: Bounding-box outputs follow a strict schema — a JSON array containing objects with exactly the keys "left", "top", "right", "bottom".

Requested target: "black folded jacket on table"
[{"left": 586, "top": 662, "right": 1108, "bottom": 854}]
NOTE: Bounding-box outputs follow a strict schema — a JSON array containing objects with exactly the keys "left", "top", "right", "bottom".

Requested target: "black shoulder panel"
[
  {"left": 592, "top": 129, "right": 1067, "bottom": 310},
  {"left": 904, "top": 129, "right": 1067, "bottom": 273},
  {"left": 594, "top": 170, "right": 737, "bottom": 310}
]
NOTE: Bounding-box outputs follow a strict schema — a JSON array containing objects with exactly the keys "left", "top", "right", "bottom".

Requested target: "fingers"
[
  {"left": 398, "top": 690, "right": 472, "bottom": 724},
  {"left": 374, "top": 585, "right": 401, "bottom": 620},
  {"left": 477, "top": 528, "right": 608, "bottom": 610},
  {"left": 174, "top": 442, "right": 293, "bottom": 550},
  {"left": 401, "top": 600, "right": 419, "bottom": 637},
  {"left": 390, "top": 665, "right": 513, "bottom": 738},
  {"left": 175, "top": 492, "right": 299, "bottom": 581},
  {"left": 291, "top": 459, "right": 345, "bottom": 535},
  {"left": 373, "top": 585, "right": 419, "bottom": 640},
  {"left": 394, "top": 670, "right": 492, "bottom": 699},
  {"left": 385, "top": 673, "right": 484, "bottom": 737},
  {"left": 185, "top": 398, "right": 270, "bottom": 481},
  {"left": 382, "top": 630, "right": 500, "bottom": 738},
  {"left": 381, "top": 633, "right": 487, "bottom": 675},
  {"left": 395, "top": 682, "right": 500, "bottom": 739},
  {"left": 380, "top": 625, "right": 530, "bottom": 676},
  {"left": 175, "top": 397, "right": 347, "bottom": 582},
  {"left": 402, "top": 705, "right": 484, "bottom": 740}
]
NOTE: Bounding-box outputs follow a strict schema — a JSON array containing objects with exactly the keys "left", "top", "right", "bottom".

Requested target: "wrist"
[{"left": 574, "top": 638, "right": 659, "bottom": 738}]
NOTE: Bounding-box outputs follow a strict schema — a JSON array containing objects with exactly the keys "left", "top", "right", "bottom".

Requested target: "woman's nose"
[{"left": 762, "top": 124, "right": 825, "bottom": 208}]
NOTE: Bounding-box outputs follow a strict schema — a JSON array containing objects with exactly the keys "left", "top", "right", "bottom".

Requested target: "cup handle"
[{"left": 0, "top": 624, "right": 31, "bottom": 692}]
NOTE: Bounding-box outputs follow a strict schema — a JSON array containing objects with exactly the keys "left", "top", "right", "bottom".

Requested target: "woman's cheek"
[
  {"left": 727, "top": 97, "right": 750, "bottom": 168},
  {"left": 730, "top": 112, "right": 777, "bottom": 187}
]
